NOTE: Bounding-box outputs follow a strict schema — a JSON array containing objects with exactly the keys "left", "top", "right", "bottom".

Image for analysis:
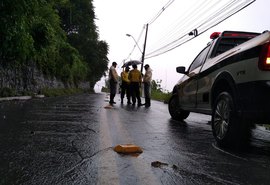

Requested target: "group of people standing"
[{"left": 108, "top": 61, "right": 152, "bottom": 107}]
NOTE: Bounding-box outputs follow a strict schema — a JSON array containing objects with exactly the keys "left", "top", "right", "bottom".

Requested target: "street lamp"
[
  {"left": 126, "top": 24, "right": 148, "bottom": 73},
  {"left": 126, "top": 34, "right": 143, "bottom": 54}
]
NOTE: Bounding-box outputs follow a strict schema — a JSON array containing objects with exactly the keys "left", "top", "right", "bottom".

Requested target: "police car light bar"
[{"left": 210, "top": 32, "right": 221, "bottom": 39}]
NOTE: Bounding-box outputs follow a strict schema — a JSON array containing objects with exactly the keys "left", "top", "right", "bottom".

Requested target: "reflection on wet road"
[{"left": 0, "top": 93, "right": 269, "bottom": 185}]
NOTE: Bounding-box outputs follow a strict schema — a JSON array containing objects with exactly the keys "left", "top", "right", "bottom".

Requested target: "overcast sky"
[{"left": 93, "top": 0, "right": 269, "bottom": 91}]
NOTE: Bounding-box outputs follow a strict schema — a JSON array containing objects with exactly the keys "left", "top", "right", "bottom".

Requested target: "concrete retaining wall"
[{"left": 0, "top": 63, "right": 90, "bottom": 95}]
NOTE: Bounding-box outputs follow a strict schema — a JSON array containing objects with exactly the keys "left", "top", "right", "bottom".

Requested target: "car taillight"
[{"left": 258, "top": 42, "right": 270, "bottom": 71}]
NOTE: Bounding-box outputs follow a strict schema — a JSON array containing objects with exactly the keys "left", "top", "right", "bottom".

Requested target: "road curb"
[{"left": 0, "top": 95, "right": 45, "bottom": 102}]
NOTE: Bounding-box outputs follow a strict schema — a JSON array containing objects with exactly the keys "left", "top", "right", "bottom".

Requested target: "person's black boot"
[{"left": 145, "top": 103, "right": 150, "bottom": 107}]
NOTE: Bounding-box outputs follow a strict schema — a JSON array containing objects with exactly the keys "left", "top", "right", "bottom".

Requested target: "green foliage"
[
  {"left": 151, "top": 89, "right": 171, "bottom": 104},
  {"left": 40, "top": 88, "right": 84, "bottom": 97},
  {"left": 150, "top": 79, "right": 171, "bottom": 103},
  {"left": 0, "top": 88, "right": 16, "bottom": 97},
  {"left": 71, "top": 60, "right": 88, "bottom": 86},
  {"left": 56, "top": 0, "right": 109, "bottom": 86},
  {"left": 60, "top": 64, "right": 72, "bottom": 83},
  {"left": 0, "top": 0, "right": 62, "bottom": 65},
  {"left": 0, "top": 1, "right": 34, "bottom": 62},
  {"left": 151, "top": 79, "right": 163, "bottom": 92},
  {"left": 1, "top": 0, "right": 109, "bottom": 90}
]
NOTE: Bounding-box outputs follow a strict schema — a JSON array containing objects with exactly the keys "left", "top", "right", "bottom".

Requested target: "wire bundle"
[{"left": 125, "top": 0, "right": 255, "bottom": 60}]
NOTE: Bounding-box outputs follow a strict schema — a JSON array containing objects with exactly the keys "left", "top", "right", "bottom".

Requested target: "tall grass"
[
  {"left": 41, "top": 88, "right": 85, "bottom": 97},
  {"left": 151, "top": 90, "right": 171, "bottom": 104}
]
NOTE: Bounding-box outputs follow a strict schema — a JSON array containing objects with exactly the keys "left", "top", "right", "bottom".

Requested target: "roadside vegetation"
[
  {"left": 40, "top": 88, "right": 86, "bottom": 97},
  {"left": 151, "top": 90, "right": 171, "bottom": 104},
  {"left": 262, "top": 125, "right": 270, "bottom": 130},
  {"left": 1, "top": 0, "right": 108, "bottom": 90},
  {"left": 150, "top": 80, "right": 171, "bottom": 103}
]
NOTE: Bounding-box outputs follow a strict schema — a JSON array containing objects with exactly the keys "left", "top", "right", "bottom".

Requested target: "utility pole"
[{"left": 140, "top": 24, "right": 149, "bottom": 73}]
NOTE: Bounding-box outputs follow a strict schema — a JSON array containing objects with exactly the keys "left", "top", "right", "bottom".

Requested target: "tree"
[
  {"left": 151, "top": 79, "right": 163, "bottom": 92},
  {"left": 1, "top": 0, "right": 108, "bottom": 90},
  {"left": 56, "top": 0, "right": 109, "bottom": 87},
  {"left": 0, "top": 0, "right": 80, "bottom": 77}
]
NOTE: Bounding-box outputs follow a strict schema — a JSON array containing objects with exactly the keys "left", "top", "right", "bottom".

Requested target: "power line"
[
  {"left": 145, "top": 0, "right": 256, "bottom": 59},
  {"left": 147, "top": 0, "right": 175, "bottom": 25},
  {"left": 145, "top": 0, "right": 232, "bottom": 56},
  {"left": 147, "top": 0, "right": 255, "bottom": 57},
  {"left": 126, "top": 0, "right": 175, "bottom": 60},
  {"left": 147, "top": 0, "right": 212, "bottom": 51}
]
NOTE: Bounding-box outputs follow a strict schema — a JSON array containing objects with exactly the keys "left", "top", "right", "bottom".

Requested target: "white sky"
[{"left": 93, "top": 0, "right": 269, "bottom": 91}]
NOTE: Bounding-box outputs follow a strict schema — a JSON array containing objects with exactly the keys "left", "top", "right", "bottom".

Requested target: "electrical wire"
[
  {"left": 126, "top": 0, "right": 175, "bottom": 60},
  {"left": 145, "top": 0, "right": 218, "bottom": 54},
  {"left": 148, "top": 0, "right": 208, "bottom": 51},
  {"left": 146, "top": 0, "right": 226, "bottom": 53},
  {"left": 145, "top": 0, "right": 256, "bottom": 59},
  {"left": 148, "top": 0, "right": 253, "bottom": 57},
  {"left": 147, "top": 0, "right": 175, "bottom": 25}
]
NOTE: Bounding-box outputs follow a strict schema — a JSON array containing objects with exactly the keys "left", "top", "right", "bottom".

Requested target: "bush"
[
  {"left": 0, "top": 87, "right": 16, "bottom": 97},
  {"left": 40, "top": 88, "right": 84, "bottom": 97},
  {"left": 151, "top": 90, "right": 171, "bottom": 104}
]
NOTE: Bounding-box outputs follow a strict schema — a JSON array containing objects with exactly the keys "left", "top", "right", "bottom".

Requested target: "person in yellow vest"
[
  {"left": 128, "top": 64, "right": 143, "bottom": 106},
  {"left": 120, "top": 66, "right": 131, "bottom": 104}
]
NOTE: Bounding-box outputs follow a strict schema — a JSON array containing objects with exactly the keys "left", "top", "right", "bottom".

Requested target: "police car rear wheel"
[
  {"left": 212, "top": 91, "right": 253, "bottom": 149},
  {"left": 212, "top": 92, "right": 238, "bottom": 147}
]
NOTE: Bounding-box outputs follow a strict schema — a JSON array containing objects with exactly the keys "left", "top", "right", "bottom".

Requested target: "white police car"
[{"left": 168, "top": 30, "right": 270, "bottom": 148}]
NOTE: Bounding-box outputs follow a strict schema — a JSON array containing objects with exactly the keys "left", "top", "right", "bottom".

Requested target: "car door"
[{"left": 178, "top": 46, "right": 211, "bottom": 109}]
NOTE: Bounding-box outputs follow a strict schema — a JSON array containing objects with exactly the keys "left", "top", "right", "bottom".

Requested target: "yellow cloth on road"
[{"left": 114, "top": 144, "right": 143, "bottom": 153}]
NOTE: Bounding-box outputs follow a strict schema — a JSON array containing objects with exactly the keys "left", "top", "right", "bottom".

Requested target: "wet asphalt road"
[{"left": 0, "top": 93, "right": 270, "bottom": 185}]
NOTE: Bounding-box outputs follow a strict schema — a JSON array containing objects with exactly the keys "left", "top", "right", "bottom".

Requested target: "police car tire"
[
  {"left": 168, "top": 94, "right": 190, "bottom": 121},
  {"left": 212, "top": 92, "right": 240, "bottom": 147}
]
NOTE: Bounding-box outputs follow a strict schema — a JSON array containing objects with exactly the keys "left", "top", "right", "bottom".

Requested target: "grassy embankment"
[{"left": 151, "top": 90, "right": 171, "bottom": 104}]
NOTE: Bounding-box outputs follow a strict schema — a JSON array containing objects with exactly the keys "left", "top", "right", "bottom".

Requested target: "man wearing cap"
[
  {"left": 143, "top": 64, "right": 152, "bottom": 107},
  {"left": 109, "top": 62, "right": 119, "bottom": 105},
  {"left": 120, "top": 66, "right": 131, "bottom": 104}
]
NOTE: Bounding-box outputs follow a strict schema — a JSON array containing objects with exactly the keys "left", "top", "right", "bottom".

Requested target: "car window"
[
  {"left": 188, "top": 46, "right": 210, "bottom": 72},
  {"left": 211, "top": 37, "right": 251, "bottom": 57}
]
